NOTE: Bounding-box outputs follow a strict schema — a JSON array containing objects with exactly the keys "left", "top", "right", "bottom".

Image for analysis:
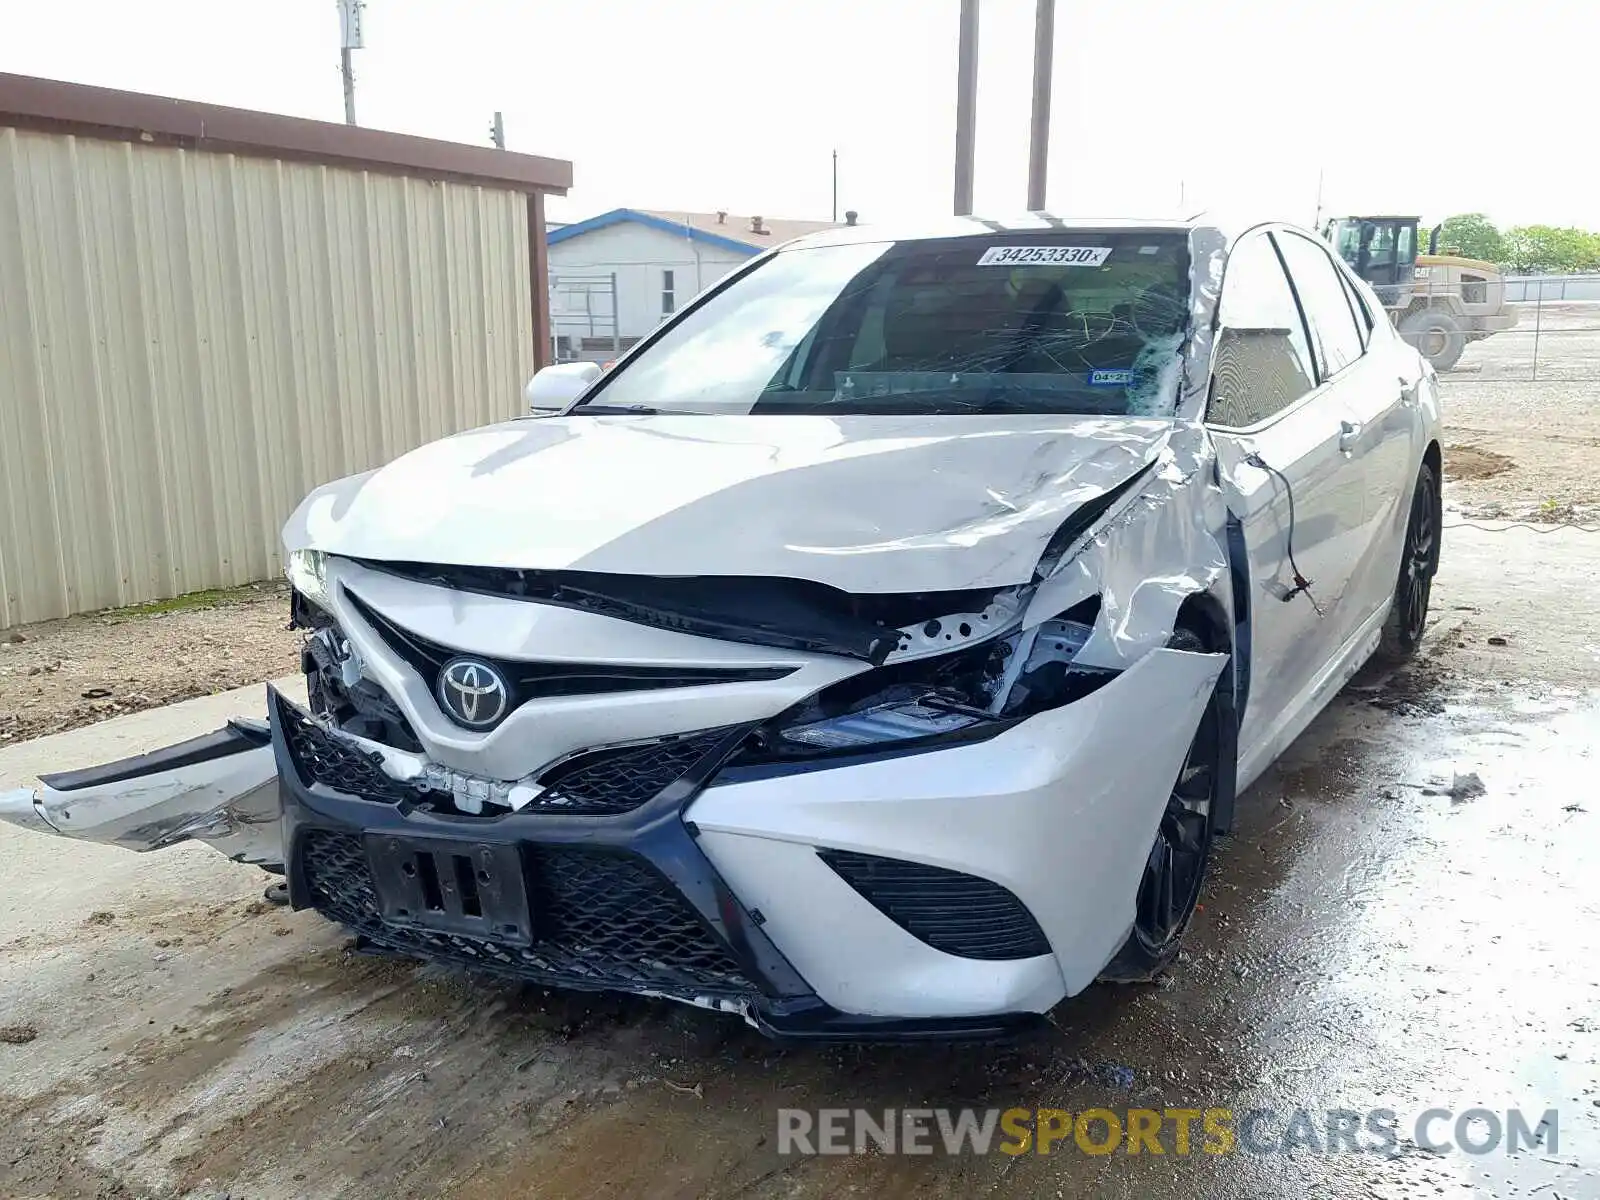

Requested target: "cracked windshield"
[{"left": 578, "top": 231, "right": 1190, "bottom": 416}]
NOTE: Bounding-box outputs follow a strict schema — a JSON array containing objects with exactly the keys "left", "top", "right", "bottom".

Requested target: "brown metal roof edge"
[{"left": 0, "top": 72, "right": 571, "bottom": 195}]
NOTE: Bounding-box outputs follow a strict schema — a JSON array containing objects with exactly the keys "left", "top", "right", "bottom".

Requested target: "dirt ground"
[
  {"left": 1440, "top": 300, "right": 1600, "bottom": 524},
  {"left": 0, "top": 584, "right": 300, "bottom": 744}
]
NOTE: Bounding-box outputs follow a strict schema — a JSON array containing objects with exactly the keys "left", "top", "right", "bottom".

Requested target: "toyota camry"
[{"left": 1, "top": 215, "right": 1442, "bottom": 1038}]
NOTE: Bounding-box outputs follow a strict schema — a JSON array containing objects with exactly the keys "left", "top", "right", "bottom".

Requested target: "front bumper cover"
[{"left": 269, "top": 687, "right": 1041, "bottom": 1039}]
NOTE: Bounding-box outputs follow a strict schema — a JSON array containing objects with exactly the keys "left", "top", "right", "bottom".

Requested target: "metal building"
[{"left": 0, "top": 73, "right": 572, "bottom": 628}]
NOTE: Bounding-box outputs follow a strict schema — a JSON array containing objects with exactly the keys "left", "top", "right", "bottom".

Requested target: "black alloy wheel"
[
  {"left": 1099, "top": 629, "right": 1221, "bottom": 982},
  {"left": 1379, "top": 459, "right": 1441, "bottom": 660}
]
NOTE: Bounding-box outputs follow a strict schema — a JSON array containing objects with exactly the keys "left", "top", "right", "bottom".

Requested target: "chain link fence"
[{"left": 1396, "top": 273, "right": 1600, "bottom": 382}]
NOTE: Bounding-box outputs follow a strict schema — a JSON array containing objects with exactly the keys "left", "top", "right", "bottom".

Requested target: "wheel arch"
[{"left": 1173, "top": 588, "right": 1240, "bottom": 835}]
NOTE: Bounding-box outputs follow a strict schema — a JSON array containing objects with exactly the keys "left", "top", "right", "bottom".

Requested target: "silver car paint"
[
  {"left": 0, "top": 744, "right": 281, "bottom": 865},
  {"left": 319, "top": 559, "right": 869, "bottom": 782},
  {"left": 281, "top": 414, "right": 1182, "bottom": 595},
  {"left": 690, "top": 648, "right": 1228, "bottom": 1016}
]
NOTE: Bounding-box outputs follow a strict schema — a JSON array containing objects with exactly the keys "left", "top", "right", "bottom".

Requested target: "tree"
[
  {"left": 1501, "top": 225, "right": 1600, "bottom": 274},
  {"left": 1434, "top": 213, "right": 1505, "bottom": 263}
]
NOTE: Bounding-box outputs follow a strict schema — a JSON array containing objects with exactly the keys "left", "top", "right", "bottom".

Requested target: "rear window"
[{"left": 577, "top": 232, "right": 1192, "bottom": 417}]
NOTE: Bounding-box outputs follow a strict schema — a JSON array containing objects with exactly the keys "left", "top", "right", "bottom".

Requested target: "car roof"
[
  {"left": 779, "top": 211, "right": 1300, "bottom": 254},
  {"left": 782, "top": 213, "right": 1202, "bottom": 251}
]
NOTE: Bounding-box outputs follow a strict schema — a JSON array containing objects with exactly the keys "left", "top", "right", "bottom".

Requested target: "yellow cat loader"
[{"left": 1323, "top": 215, "right": 1517, "bottom": 371}]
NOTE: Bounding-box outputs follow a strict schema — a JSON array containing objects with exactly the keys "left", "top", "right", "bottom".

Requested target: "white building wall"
[{"left": 547, "top": 222, "right": 751, "bottom": 344}]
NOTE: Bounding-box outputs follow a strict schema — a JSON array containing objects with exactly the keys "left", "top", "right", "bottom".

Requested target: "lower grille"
[
  {"left": 531, "top": 730, "right": 734, "bottom": 814},
  {"left": 281, "top": 703, "right": 416, "bottom": 803},
  {"left": 301, "top": 830, "right": 753, "bottom": 996},
  {"left": 819, "top": 849, "right": 1051, "bottom": 961}
]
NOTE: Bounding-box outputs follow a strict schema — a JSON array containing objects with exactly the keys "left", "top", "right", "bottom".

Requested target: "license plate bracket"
[{"left": 364, "top": 834, "right": 533, "bottom": 945}]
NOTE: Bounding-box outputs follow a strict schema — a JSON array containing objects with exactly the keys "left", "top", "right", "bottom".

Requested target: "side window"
[
  {"left": 1208, "top": 233, "right": 1318, "bottom": 427},
  {"left": 1336, "top": 265, "right": 1373, "bottom": 349},
  {"left": 1274, "top": 233, "right": 1365, "bottom": 378}
]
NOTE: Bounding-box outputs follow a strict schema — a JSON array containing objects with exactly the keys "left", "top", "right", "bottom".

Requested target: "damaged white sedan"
[{"left": 1, "top": 216, "right": 1442, "bottom": 1037}]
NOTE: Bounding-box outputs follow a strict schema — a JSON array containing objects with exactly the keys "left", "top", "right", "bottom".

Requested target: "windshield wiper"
[{"left": 573, "top": 403, "right": 662, "bottom": 415}]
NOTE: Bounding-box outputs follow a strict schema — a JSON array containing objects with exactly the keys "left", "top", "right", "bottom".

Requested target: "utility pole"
[
  {"left": 491, "top": 111, "right": 506, "bottom": 149},
  {"left": 1313, "top": 167, "right": 1325, "bottom": 229},
  {"left": 831, "top": 149, "right": 838, "bottom": 223},
  {"left": 336, "top": 0, "right": 364, "bottom": 126},
  {"left": 1026, "top": 0, "right": 1055, "bottom": 212},
  {"left": 952, "top": 0, "right": 979, "bottom": 216}
]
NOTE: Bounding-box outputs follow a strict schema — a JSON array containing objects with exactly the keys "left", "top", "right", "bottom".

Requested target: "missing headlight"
[{"left": 736, "top": 597, "right": 1115, "bottom": 766}]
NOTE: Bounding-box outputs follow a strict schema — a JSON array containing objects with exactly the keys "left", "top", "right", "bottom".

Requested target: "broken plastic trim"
[
  {"left": 343, "top": 587, "right": 800, "bottom": 695},
  {"left": 39, "top": 719, "right": 270, "bottom": 792},
  {"left": 732, "top": 596, "right": 1115, "bottom": 771},
  {"left": 349, "top": 560, "right": 1015, "bottom": 666}
]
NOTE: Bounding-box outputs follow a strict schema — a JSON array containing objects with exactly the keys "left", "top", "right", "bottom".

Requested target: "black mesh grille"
[
  {"left": 281, "top": 703, "right": 417, "bottom": 803},
  {"left": 819, "top": 849, "right": 1050, "bottom": 961},
  {"left": 530, "top": 730, "right": 733, "bottom": 814},
  {"left": 301, "top": 830, "right": 753, "bottom": 995}
]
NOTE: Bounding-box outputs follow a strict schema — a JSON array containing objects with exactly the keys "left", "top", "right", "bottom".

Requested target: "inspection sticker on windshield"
[
  {"left": 1089, "top": 369, "right": 1136, "bottom": 387},
  {"left": 976, "top": 245, "right": 1111, "bottom": 267}
]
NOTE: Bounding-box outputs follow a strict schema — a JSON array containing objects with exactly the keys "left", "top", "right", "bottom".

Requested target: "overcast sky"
[{"left": 5, "top": 0, "right": 1596, "bottom": 230}]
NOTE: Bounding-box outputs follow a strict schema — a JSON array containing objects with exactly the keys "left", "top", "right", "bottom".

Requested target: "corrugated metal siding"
[{"left": 0, "top": 127, "right": 534, "bottom": 628}]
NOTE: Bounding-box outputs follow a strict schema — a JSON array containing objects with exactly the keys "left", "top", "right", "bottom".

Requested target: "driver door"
[{"left": 1206, "top": 230, "right": 1367, "bottom": 787}]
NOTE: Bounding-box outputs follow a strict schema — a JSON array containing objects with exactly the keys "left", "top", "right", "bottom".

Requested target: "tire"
[
  {"left": 1099, "top": 629, "right": 1221, "bottom": 983},
  {"left": 1399, "top": 308, "right": 1466, "bottom": 372},
  {"left": 1377, "top": 458, "right": 1442, "bottom": 662}
]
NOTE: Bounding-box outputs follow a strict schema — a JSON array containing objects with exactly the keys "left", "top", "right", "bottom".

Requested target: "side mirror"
[{"left": 524, "top": 362, "right": 602, "bottom": 414}]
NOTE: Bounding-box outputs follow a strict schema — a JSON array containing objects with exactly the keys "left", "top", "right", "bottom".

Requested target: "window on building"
[{"left": 661, "top": 269, "right": 676, "bottom": 315}]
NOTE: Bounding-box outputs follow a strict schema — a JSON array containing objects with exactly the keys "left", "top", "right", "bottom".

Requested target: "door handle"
[{"left": 1339, "top": 419, "right": 1362, "bottom": 454}]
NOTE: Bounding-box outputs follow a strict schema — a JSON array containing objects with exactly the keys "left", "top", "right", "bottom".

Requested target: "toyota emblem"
[{"left": 436, "top": 657, "right": 511, "bottom": 730}]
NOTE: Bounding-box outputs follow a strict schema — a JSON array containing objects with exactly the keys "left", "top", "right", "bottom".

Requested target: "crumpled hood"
[{"left": 283, "top": 414, "right": 1177, "bottom": 593}]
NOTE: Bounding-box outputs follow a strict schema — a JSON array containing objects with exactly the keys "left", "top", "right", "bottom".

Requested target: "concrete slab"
[{"left": 0, "top": 674, "right": 303, "bottom": 791}]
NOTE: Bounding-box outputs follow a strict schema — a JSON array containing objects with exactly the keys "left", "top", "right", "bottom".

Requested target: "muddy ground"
[{"left": 2, "top": 520, "right": 1598, "bottom": 1199}]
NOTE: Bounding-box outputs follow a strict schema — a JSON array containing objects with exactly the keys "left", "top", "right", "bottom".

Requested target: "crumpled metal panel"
[
  {"left": 1024, "top": 421, "right": 1232, "bottom": 668},
  {"left": 0, "top": 126, "right": 534, "bottom": 627},
  {"left": 283, "top": 414, "right": 1183, "bottom": 594}
]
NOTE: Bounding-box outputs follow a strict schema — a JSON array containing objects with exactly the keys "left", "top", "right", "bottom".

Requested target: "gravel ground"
[
  {"left": 0, "top": 583, "right": 299, "bottom": 744},
  {"left": 1439, "top": 300, "right": 1600, "bottom": 524}
]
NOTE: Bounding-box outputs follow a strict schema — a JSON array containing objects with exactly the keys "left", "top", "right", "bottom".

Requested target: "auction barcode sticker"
[{"left": 976, "top": 245, "right": 1112, "bottom": 267}]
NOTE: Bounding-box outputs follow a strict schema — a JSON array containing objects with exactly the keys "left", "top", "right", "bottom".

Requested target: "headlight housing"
[
  {"left": 736, "top": 602, "right": 1109, "bottom": 766},
  {"left": 286, "top": 548, "right": 331, "bottom": 608},
  {"left": 779, "top": 694, "right": 985, "bottom": 750}
]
